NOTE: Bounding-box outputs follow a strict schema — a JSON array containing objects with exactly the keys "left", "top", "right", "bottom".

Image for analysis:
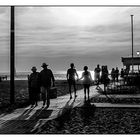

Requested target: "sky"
[{"left": 1, "top": 6, "right": 140, "bottom": 72}]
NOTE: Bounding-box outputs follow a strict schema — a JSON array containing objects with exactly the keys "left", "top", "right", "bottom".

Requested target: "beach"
[
  {"left": 1, "top": 79, "right": 140, "bottom": 134},
  {"left": 36, "top": 107, "right": 140, "bottom": 134},
  {"left": 0, "top": 79, "right": 84, "bottom": 113}
]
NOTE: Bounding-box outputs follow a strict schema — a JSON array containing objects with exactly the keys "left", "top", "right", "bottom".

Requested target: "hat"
[
  {"left": 31, "top": 66, "right": 37, "bottom": 71},
  {"left": 41, "top": 63, "right": 48, "bottom": 68}
]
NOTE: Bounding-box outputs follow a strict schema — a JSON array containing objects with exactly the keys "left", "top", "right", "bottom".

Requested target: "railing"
[{"left": 101, "top": 73, "right": 140, "bottom": 95}]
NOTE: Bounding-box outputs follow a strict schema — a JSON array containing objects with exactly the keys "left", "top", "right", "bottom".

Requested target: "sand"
[
  {"left": 0, "top": 80, "right": 84, "bottom": 113},
  {"left": 1, "top": 80, "right": 140, "bottom": 134},
  {"left": 36, "top": 106, "right": 140, "bottom": 134}
]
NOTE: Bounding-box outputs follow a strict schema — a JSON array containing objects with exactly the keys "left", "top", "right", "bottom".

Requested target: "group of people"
[
  {"left": 28, "top": 63, "right": 55, "bottom": 107},
  {"left": 111, "top": 67, "right": 129, "bottom": 82},
  {"left": 111, "top": 67, "right": 119, "bottom": 82},
  {"left": 28, "top": 62, "right": 123, "bottom": 108},
  {"left": 66, "top": 63, "right": 93, "bottom": 101},
  {"left": 28, "top": 62, "right": 95, "bottom": 107}
]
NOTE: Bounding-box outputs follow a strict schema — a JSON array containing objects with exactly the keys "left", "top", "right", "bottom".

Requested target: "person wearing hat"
[
  {"left": 66, "top": 63, "right": 79, "bottom": 99},
  {"left": 28, "top": 66, "right": 40, "bottom": 107},
  {"left": 40, "top": 63, "right": 55, "bottom": 107}
]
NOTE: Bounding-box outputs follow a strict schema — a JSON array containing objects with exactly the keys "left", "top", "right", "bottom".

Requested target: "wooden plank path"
[{"left": 0, "top": 85, "right": 101, "bottom": 134}]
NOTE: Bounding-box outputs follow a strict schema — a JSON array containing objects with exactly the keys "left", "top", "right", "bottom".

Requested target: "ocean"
[{"left": 0, "top": 71, "right": 96, "bottom": 80}]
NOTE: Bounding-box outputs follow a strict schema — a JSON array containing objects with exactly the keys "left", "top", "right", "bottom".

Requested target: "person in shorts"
[{"left": 66, "top": 63, "right": 79, "bottom": 99}]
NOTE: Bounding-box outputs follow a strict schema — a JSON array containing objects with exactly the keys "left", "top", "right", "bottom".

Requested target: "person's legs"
[
  {"left": 73, "top": 81, "right": 77, "bottom": 98},
  {"left": 33, "top": 88, "right": 38, "bottom": 106},
  {"left": 96, "top": 80, "right": 99, "bottom": 89},
  {"left": 87, "top": 85, "right": 90, "bottom": 100},
  {"left": 46, "top": 86, "right": 50, "bottom": 108},
  {"left": 97, "top": 75, "right": 100, "bottom": 89},
  {"left": 84, "top": 85, "right": 86, "bottom": 100},
  {"left": 117, "top": 76, "right": 119, "bottom": 82},
  {"left": 41, "top": 86, "right": 46, "bottom": 106},
  {"left": 68, "top": 80, "right": 72, "bottom": 99},
  {"left": 30, "top": 88, "right": 35, "bottom": 106},
  {"left": 35, "top": 88, "right": 40, "bottom": 106}
]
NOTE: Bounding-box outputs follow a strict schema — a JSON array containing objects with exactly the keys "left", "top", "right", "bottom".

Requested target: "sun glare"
[
  {"left": 51, "top": 7, "right": 103, "bottom": 26},
  {"left": 64, "top": 8, "right": 102, "bottom": 26}
]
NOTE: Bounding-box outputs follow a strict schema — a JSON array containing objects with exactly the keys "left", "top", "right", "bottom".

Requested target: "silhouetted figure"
[
  {"left": 28, "top": 66, "right": 40, "bottom": 107},
  {"left": 94, "top": 64, "right": 101, "bottom": 89},
  {"left": 111, "top": 68, "right": 115, "bottom": 82},
  {"left": 101, "top": 66, "right": 105, "bottom": 83},
  {"left": 124, "top": 68, "right": 129, "bottom": 84},
  {"left": 40, "top": 63, "right": 55, "bottom": 107},
  {"left": 66, "top": 63, "right": 79, "bottom": 99},
  {"left": 79, "top": 66, "right": 92, "bottom": 101},
  {"left": 120, "top": 68, "right": 124, "bottom": 78},
  {"left": 101, "top": 65, "right": 109, "bottom": 91},
  {"left": 115, "top": 67, "right": 119, "bottom": 82},
  {"left": 101, "top": 66, "right": 109, "bottom": 83}
]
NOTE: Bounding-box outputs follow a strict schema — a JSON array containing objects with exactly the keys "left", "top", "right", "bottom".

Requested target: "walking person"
[
  {"left": 115, "top": 67, "right": 119, "bottom": 82},
  {"left": 28, "top": 66, "right": 40, "bottom": 107},
  {"left": 40, "top": 63, "right": 55, "bottom": 107},
  {"left": 66, "top": 63, "right": 79, "bottom": 99},
  {"left": 94, "top": 64, "right": 101, "bottom": 89},
  {"left": 79, "top": 66, "right": 93, "bottom": 101}
]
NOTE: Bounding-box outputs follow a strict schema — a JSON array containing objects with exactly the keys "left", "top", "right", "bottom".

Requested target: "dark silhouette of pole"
[
  {"left": 10, "top": 6, "right": 15, "bottom": 104},
  {"left": 131, "top": 15, "right": 134, "bottom": 73}
]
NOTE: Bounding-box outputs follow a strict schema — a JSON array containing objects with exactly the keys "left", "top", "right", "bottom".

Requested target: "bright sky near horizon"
[{"left": 1, "top": 6, "right": 140, "bottom": 72}]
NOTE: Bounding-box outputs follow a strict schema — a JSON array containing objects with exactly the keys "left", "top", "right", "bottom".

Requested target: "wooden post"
[
  {"left": 10, "top": 6, "right": 15, "bottom": 104},
  {"left": 131, "top": 15, "right": 134, "bottom": 73}
]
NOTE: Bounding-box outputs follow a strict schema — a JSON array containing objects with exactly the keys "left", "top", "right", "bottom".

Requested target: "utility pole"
[
  {"left": 10, "top": 6, "right": 15, "bottom": 104},
  {"left": 131, "top": 15, "right": 134, "bottom": 73}
]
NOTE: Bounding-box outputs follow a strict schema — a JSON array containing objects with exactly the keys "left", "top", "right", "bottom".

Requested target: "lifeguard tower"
[{"left": 121, "top": 55, "right": 140, "bottom": 72}]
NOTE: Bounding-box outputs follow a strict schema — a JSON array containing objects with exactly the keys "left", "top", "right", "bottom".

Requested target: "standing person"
[
  {"left": 120, "top": 68, "right": 124, "bottom": 79},
  {"left": 111, "top": 68, "right": 115, "bottom": 82},
  {"left": 101, "top": 66, "right": 104, "bottom": 84},
  {"left": 79, "top": 66, "right": 92, "bottom": 101},
  {"left": 115, "top": 67, "right": 119, "bottom": 82},
  {"left": 66, "top": 63, "right": 79, "bottom": 99},
  {"left": 101, "top": 65, "right": 109, "bottom": 91},
  {"left": 40, "top": 63, "right": 55, "bottom": 107},
  {"left": 94, "top": 64, "right": 101, "bottom": 89},
  {"left": 28, "top": 66, "right": 40, "bottom": 107}
]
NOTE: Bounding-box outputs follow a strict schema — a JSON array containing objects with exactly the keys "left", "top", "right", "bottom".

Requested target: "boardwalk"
[{"left": 0, "top": 85, "right": 101, "bottom": 134}]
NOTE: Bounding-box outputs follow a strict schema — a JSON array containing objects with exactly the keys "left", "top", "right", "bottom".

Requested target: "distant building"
[{"left": 121, "top": 56, "right": 140, "bottom": 72}]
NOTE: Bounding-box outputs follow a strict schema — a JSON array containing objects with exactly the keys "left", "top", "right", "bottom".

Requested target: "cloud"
[{"left": 1, "top": 6, "right": 140, "bottom": 71}]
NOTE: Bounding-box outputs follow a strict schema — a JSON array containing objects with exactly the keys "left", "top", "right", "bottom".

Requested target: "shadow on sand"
[
  {"left": 0, "top": 97, "right": 78, "bottom": 134},
  {"left": 0, "top": 104, "right": 53, "bottom": 134}
]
